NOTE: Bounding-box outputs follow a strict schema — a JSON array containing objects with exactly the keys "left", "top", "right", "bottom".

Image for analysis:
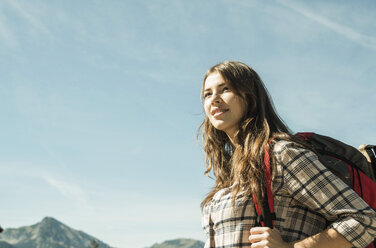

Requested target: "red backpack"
[{"left": 253, "top": 132, "right": 376, "bottom": 248}]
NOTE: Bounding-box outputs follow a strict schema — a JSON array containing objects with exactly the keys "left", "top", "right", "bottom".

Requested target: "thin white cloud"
[
  {"left": 276, "top": 0, "right": 376, "bottom": 51},
  {"left": 4, "top": 0, "right": 51, "bottom": 36},
  {"left": 42, "top": 173, "right": 89, "bottom": 208}
]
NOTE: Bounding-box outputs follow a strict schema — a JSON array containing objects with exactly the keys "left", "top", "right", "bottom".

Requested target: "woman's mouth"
[{"left": 211, "top": 108, "right": 229, "bottom": 117}]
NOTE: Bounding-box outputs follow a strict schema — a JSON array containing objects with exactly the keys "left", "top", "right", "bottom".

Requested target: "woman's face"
[{"left": 203, "top": 72, "right": 247, "bottom": 139}]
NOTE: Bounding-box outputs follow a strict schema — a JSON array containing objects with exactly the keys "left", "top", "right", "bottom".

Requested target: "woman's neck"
[{"left": 226, "top": 130, "right": 241, "bottom": 147}]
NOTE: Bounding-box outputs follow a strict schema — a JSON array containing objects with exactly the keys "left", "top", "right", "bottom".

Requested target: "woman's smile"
[{"left": 211, "top": 107, "right": 229, "bottom": 118}]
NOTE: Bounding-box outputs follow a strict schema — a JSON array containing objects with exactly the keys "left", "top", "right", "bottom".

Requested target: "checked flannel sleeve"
[{"left": 273, "top": 141, "right": 376, "bottom": 248}]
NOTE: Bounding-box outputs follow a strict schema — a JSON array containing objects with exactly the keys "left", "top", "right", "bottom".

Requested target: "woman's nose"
[{"left": 212, "top": 92, "right": 222, "bottom": 104}]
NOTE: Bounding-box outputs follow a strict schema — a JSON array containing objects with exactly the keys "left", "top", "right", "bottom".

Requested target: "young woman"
[{"left": 200, "top": 61, "right": 376, "bottom": 248}]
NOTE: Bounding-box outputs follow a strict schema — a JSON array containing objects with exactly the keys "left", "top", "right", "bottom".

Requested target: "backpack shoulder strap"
[{"left": 253, "top": 141, "right": 276, "bottom": 228}]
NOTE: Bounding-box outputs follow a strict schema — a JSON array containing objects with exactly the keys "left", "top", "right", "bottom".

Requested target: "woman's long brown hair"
[{"left": 199, "top": 61, "right": 295, "bottom": 209}]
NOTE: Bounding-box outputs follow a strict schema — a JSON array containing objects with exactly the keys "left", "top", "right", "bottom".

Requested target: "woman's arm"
[
  {"left": 249, "top": 227, "right": 352, "bottom": 248},
  {"left": 290, "top": 228, "right": 352, "bottom": 248},
  {"left": 270, "top": 141, "right": 376, "bottom": 247}
]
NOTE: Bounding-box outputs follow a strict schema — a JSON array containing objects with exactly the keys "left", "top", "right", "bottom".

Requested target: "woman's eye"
[
  {"left": 223, "top": 87, "right": 230, "bottom": 91},
  {"left": 204, "top": 92, "right": 211, "bottom": 98}
]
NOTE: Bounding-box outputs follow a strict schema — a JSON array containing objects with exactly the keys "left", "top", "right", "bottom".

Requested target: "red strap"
[
  {"left": 252, "top": 193, "right": 263, "bottom": 226},
  {"left": 264, "top": 143, "right": 275, "bottom": 226},
  {"left": 252, "top": 140, "right": 275, "bottom": 227}
]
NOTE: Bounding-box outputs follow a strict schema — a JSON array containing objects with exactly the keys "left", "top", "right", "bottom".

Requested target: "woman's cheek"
[{"left": 204, "top": 102, "right": 211, "bottom": 117}]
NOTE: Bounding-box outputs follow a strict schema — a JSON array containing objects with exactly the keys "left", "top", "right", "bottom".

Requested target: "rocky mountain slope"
[
  {"left": 147, "top": 238, "right": 204, "bottom": 248},
  {"left": 0, "top": 217, "right": 204, "bottom": 248},
  {"left": 0, "top": 217, "right": 112, "bottom": 248},
  {"left": 0, "top": 241, "right": 16, "bottom": 248}
]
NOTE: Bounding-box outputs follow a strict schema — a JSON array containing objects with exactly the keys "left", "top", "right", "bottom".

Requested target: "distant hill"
[
  {"left": 148, "top": 238, "right": 204, "bottom": 248},
  {"left": 0, "top": 217, "right": 113, "bottom": 248}
]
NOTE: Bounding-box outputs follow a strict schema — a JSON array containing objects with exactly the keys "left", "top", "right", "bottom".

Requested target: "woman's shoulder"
[
  {"left": 272, "top": 139, "right": 310, "bottom": 154},
  {"left": 202, "top": 187, "right": 233, "bottom": 212},
  {"left": 203, "top": 184, "right": 247, "bottom": 208},
  {"left": 271, "top": 139, "right": 317, "bottom": 167}
]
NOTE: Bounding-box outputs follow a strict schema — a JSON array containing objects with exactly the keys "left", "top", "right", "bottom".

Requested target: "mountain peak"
[
  {"left": 41, "top": 216, "right": 57, "bottom": 222},
  {"left": 0, "top": 217, "right": 113, "bottom": 248},
  {"left": 39, "top": 216, "right": 64, "bottom": 227}
]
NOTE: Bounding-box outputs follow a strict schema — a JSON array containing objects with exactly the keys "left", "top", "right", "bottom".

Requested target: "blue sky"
[{"left": 0, "top": 0, "right": 375, "bottom": 247}]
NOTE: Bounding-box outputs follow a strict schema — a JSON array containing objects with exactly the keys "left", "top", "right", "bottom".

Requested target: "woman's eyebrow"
[{"left": 204, "top": 83, "right": 226, "bottom": 92}]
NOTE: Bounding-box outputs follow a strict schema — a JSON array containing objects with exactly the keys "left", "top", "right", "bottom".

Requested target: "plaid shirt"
[{"left": 202, "top": 140, "right": 376, "bottom": 248}]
